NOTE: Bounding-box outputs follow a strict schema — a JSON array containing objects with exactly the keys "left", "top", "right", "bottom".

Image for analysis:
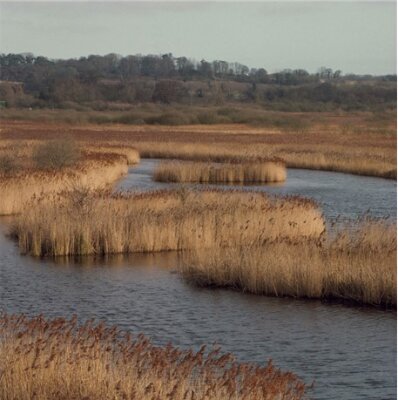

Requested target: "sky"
[{"left": 0, "top": 1, "right": 396, "bottom": 75}]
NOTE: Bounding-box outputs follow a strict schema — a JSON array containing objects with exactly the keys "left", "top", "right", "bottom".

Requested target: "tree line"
[{"left": 0, "top": 52, "right": 396, "bottom": 111}]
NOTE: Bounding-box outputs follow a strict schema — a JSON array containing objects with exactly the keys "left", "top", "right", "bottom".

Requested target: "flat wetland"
[{"left": 0, "top": 113, "right": 396, "bottom": 400}]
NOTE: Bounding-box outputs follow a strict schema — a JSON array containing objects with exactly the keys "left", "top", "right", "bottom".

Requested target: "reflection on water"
[
  {"left": 115, "top": 159, "right": 397, "bottom": 221},
  {"left": 0, "top": 163, "right": 396, "bottom": 400}
]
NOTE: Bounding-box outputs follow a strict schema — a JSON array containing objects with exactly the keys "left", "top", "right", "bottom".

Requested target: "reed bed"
[
  {"left": 2, "top": 118, "right": 395, "bottom": 179},
  {"left": 137, "top": 141, "right": 396, "bottom": 179},
  {"left": 0, "top": 153, "right": 128, "bottom": 215},
  {"left": 10, "top": 188, "right": 325, "bottom": 256},
  {"left": 0, "top": 138, "right": 141, "bottom": 215},
  {"left": 0, "top": 140, "right": 140, "bottom": 167},
  {"left": 180, "top": 221, "right": 397, "bottom": 307},
  {"left": 0, "top": 313, "right": 306, "bottom": 400},
  {"left": 154, "top": 160, "right": 287, "bottom": 183}
]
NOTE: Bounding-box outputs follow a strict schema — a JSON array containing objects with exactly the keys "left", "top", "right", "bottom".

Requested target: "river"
[{"left": 0, "top": 160, "right": 396, "bottom": 399}]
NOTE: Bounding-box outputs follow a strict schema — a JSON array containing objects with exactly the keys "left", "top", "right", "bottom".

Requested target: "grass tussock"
[
  {"left": 154, "top": 160, "right": 287, "bottom": 183},
  {"left": 0, "top": 314, "right": 306, "bottom": 400},
  {"left": 11, "top": 188, "right": 325, "bottom": 256},
  {"left": 180, "top": 221, "right": 397, "bottom": 308}
]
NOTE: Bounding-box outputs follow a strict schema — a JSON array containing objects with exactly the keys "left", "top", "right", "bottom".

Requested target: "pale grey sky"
[{"left": 0, "top": 1, "right": 396, "bottom": 75}]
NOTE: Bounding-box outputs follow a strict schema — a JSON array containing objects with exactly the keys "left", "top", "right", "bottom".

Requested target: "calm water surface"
[
  {"left": 0, "top": 160, "right": 396, "bottom": 400},
  {"left": 115, "top": 159, "right": 397, "bottom": 221}
]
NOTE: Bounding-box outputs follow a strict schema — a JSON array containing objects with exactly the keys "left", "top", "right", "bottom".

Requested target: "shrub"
[
  {"left": 145, "top": 112, "right": 190, "bottom": 125},
  {"left": 33, "top": 139, "right": 80, "bottom": 170},
  {"left": 197, "top": 111, "right": 219, "bottom": 124},
  {"left": 0, "top": 154, "right": 19, "bottom": 175}
]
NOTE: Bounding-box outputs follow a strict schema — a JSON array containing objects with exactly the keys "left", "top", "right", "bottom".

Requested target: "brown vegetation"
[
  {"left": 85, "top": 144, "right": 140, "bottom": 165},
  {"left": 1, "top": 113, "right": 395, "bottom": 178},
  {"left": 32, "top": 139, "right": 81, "bottom": 169},
  {"left": 0, "top": 153, "right": 128, "bottom": 215},
  {"left": 180, "top": 221, "right": 397, "bottom": 308},
  {"left": 0, "top": 313, "right": 306, "bottom": 400},
  {"left": 0, "top": 140, "right": 140, "bottom": 215},
  {"left": 154, "top": 160, "right": 287, "bottom": 183},
  {"left": 10, "top": 188, "right": 325, "bottom": 256}
]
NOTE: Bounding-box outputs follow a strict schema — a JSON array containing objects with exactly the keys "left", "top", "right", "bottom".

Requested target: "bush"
[
  {"left": 0, "top": 154, "right": 19, "bottom": 175},
  {"left": 145, "top": 112, "right": 190, "bottom": 125},
  {"left": 33, "top": 139, "right": 80, "bottom": 170},
  {"left": 197, "top": 112, "right": 219, "bottom": 124}
]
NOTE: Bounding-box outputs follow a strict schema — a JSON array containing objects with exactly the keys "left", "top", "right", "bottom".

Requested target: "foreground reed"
[
  {"left": 0, "top": 313, "right": 306, "bottom": 400},
  {"left": 10, "top": 188, "right": 325, "bottom": 256},
  {"left": 154, "top": 160, "right": 287, "bottom": 183},
  {"left": 180, "top": 221, "right": 397, "bottom": 307}
]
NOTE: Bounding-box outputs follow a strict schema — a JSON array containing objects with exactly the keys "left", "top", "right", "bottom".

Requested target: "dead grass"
[
  {"left": 180, "top": 221, "right": 397, "bottom": 308},
  {"left": 154, "top": 160, "right": 287, "bottom": 183},
  {"left": 10, "top": 188, "right": 325, "bottom": 256},
  {"left": 0, "top": 313, "right": 306, "bottom": 400}
]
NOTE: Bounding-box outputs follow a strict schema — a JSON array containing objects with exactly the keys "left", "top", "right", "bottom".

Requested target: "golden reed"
[
  {"left": 180, "top": 221, "right": 397, "bottom": 308},
  {"left": 153, "top": 160, "right": 287, "bottom": 183},
  {"left": 11, "top": 188, "right": 325, "bottom": 256},
  {"left": 0, "top": 153, "right": 128, "bottom": 215},
  {"left": 1, "top": 118, "right": 395, "bottom": 179},
  {"left": 0, "top": 140, "right": 140, "bottom": 215},
  {"left": 0, "top": 313, "right": 306, "bottom": 400}
]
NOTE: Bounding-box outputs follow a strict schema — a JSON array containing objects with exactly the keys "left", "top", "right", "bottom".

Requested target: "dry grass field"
[
  {"left": 0, "top": 109, "right": 395, "bottom": 178},
  {"left": 154, "top": 160, "right": 287, "bottom": 183},
  {"left": 0, "top": 313, "right": 307, "bottom": 400},
  {"left": 11, "top": 188, "right": 324, "bottom": 256},
  {"left": 181, "top": 221, "right": 397, "bottom": 308}
]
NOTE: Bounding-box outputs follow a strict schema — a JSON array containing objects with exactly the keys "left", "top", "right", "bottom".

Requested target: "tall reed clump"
[
  {"left": 10, "top": 188, "right": 325, "bottom": 256},
  {"left": 154, "top": 160, "right": 287, "bottom": 183},
  {"left": 180, "top": 221, "right": 397, "bottom": 308},
  {"left": 0, "top": 313, "right": 306, "bottom": 400}
]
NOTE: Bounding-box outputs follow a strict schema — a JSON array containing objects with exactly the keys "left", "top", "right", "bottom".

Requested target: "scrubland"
[
  {"left": 181, "top": 221, "right": 397, "bottom": 308},
  {"left": 0, "top": 313, "right": 306, "bottom": 400},
  {"left": 154, "top": 160, "right": 286, "bottom": 183},
  {"left": 11, "top": 188, "right": 324, "bottom": 256}
]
